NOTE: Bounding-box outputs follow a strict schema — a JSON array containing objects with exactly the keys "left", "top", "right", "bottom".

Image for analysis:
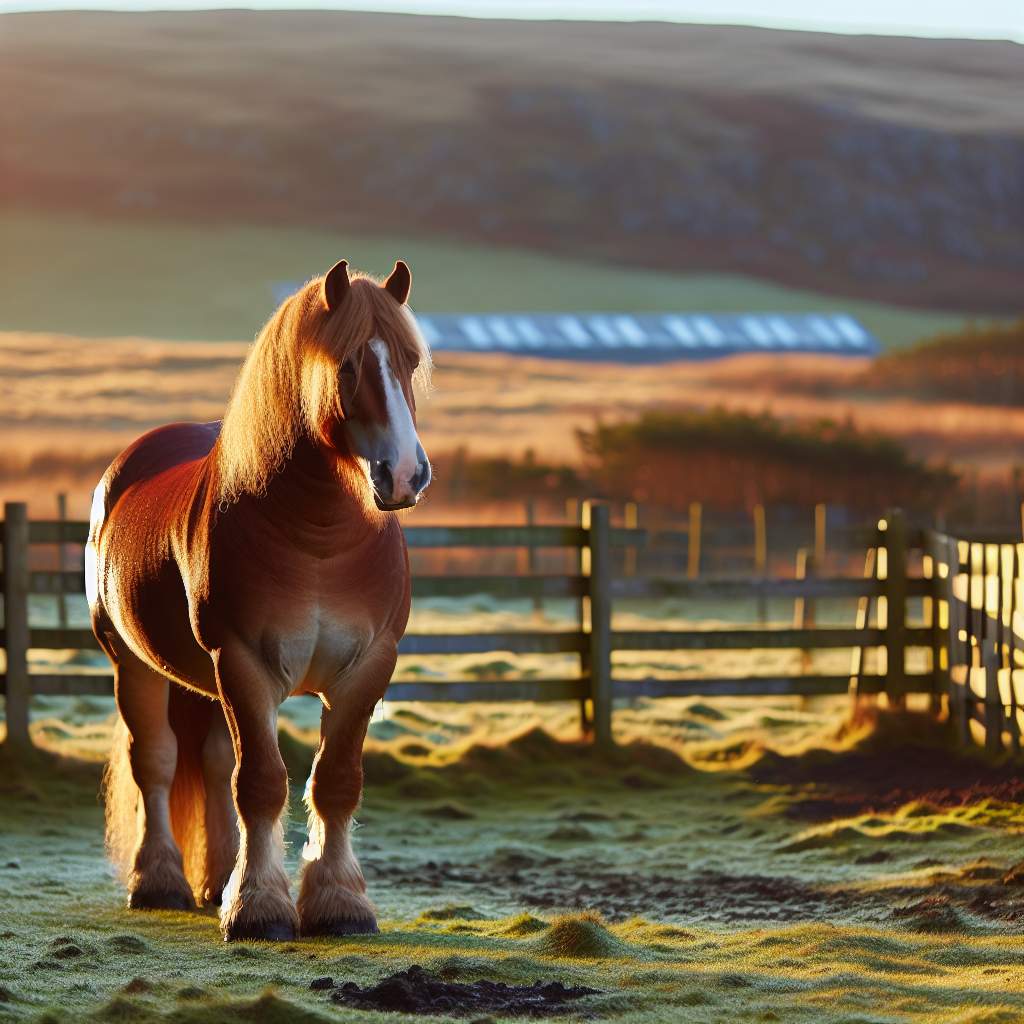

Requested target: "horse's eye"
[{"left": 339, "top": 359, "right": 357, "bottom": 378}]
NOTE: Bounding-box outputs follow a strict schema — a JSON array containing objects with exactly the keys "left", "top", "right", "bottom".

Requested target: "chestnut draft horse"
[{"left": 88, "top": 260, "right": 431, "bottom": 941}]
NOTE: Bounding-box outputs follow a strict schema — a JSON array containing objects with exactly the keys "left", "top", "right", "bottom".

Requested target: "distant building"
[
  {"left": 271, "top": 282, "right": 879, "bottom": 360},
  {"left": 415, "top": 312, "right": 879, "bottom": 362}
]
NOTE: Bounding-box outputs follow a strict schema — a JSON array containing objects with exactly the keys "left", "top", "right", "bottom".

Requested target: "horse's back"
[
  {"left": 89, "top": 422, "right": 221, "bottom": 692},
  {"left": 100, "top": 421, "right": 221, "bottom": 515}
]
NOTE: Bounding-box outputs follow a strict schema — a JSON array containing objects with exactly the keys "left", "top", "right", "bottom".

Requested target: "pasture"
[
  {"left": 4, "top": 699, "right": 1024, "bottom": 1023},
  {"left": 0, "top": 211, "right": 985, "bottom": 347},
  {"left": 5, "top": 508, "right": 1024, "bottom": 1020},
  {"left": 4, "top": 9, "right": 1021, "bottom": 1022}
]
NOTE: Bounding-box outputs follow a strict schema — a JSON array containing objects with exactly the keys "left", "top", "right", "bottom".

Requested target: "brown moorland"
[
  {"left": 4, "top": 330, "right": 1023, "bottom": 516},
  {"left": 2, "top": 10, "right": 1022, "bottom": 312}
]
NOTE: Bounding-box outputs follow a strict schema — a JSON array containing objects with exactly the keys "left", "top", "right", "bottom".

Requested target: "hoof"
[
  {"left": 128, "top": 887, "right": 195, "bottom": 912},
  {"left": 223, "top": 918, "right": 297, "bottom": 943},
  {"left": 302, "top": 916, "right": 379, "bottom": 938}
]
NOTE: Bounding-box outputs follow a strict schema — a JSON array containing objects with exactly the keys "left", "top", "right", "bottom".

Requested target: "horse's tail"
[
  {"left": 103, "top": 686, "right": 214, "bottom": 899},
  {"left": 103, "top": 715, "right": 140, "bottom": 885},
  {"left": 167, "top": 686, "right": 214, "bottom": 898}
]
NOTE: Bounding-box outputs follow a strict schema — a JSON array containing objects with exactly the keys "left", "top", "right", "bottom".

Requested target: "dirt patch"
[
  {"left": 320, "top": 965, "right": 599, "bottom": 1016},
  {"left": 524, "top": 868, "right": 864, "bottom": 925},
  {"left": 380, "top": 852, "right": 867, "bottom": 925},
  {"left": 750, "top": 713, "right": 1024, "bottom": 822}
]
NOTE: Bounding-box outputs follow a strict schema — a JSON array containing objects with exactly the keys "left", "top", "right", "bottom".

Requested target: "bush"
[
  {"left": 576, "top": 408, "right": 956, "bottom": 512},
  {"left": 862, "top": 318, "right": 1024, "bottom": 405}
]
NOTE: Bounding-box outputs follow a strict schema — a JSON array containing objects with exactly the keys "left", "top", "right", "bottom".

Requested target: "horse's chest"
[
  {"left": 272, "top": 605, "right": 371, "bottom": 695},
  {"left": 272, "top": 565, "right": 406, "bottom": 694}
]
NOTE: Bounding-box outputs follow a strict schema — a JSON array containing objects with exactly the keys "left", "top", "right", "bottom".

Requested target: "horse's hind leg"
[
  {"left": 200, "top": 710, "right": 238, "bottom": 905},
  {"left": 114, "top": 657, "right": 195, "bottom": 911}
]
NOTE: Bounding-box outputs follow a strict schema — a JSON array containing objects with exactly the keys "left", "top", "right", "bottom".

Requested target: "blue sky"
[{"left": 2, "top": 0, "right": 1022, "bottom": 41}]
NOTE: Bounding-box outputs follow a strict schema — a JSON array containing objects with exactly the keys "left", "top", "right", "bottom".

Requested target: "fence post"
[
  {"left": 923, "top": 531, "right": 945, "bottom": 718},
  {"left": 753, "top": 504, "right": 767, "bottom": 625},
  {"left": 2, "top": 502, "right": 31, "bottom": 750},
  {"left": 687, "top": 502, "right": 702, "bottom": 580},
  {"left": 57, "top": 492, "right": 69, "bottom": 630},
  {"left": 624, "top": 502, "right": 639, "bottom": 577},
  {"left": 883, "top": 509, "right": 908, "bottom": 709},
  {"left": 848, "top": 545, "right": 878, "bottom": 715},
  {"left": 948, "top": 536, "right": 971, "bottom": 746},
  {"left": 793, "top": 547, "right": 816, "bottom": 675},
  {"left": 1009, "top": 543, "right": 1021, "bottom": 754},
  {"left": 582, "top": 501, "right": 613, "bottom": 749},
  {"left": 814, "top": 503, "right": 827, "bottom": 568},
  {"left": 982, "top": 638, "right": 1004, "bottom": 754}
]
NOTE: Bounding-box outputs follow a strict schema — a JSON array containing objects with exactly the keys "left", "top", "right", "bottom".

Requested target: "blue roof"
[
  {"left": 414, "top": 312, "right": 879, "bottom": 361},
  {"left": 269, "top": 282, "right": 880, "bottom": 360}
]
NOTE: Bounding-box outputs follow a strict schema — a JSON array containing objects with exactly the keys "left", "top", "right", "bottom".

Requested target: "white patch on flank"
[
  {"left": 370, "top": 338, "right": 420, "bottom": 497},
  {"left": 83, "top": 480, "right": 106, "bottom": 606}
]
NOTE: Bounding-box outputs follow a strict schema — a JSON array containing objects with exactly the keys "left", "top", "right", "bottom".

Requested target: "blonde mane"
[{"left": 216, "top": 271, "right": 431, "bottom": 503}]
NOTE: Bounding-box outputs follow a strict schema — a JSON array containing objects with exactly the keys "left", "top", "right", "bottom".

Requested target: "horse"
[{"left": 88, "top": 259, "right": 431, "bottom": 941}]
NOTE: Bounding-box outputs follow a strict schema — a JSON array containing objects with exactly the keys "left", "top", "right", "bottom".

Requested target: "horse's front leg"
[
  {"left": 297, "top": 644, "right": 395, "bottom": 937},
  {"left": 214, "top": 642, "right": 298, "bottom": 942}
]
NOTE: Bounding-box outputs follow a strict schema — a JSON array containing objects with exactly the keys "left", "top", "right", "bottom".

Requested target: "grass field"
[
  {"left": 0, "top": 212, "right": 988, "bottom": 348},
  {"left": 3, "top": 698, "right": 1024, "bottom": 1023}
]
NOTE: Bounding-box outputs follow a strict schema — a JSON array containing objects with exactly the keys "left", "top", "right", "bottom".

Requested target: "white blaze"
[{"left": 370, "top": 338, "right": 421, "bottom": 498}]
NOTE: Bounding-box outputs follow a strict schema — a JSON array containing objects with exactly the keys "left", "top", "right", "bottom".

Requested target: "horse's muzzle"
[{"left": 371, "top": 458, "right": 430, "bottom": 511}]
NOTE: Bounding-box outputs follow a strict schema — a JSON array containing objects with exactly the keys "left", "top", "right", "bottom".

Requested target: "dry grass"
[{"left": 4, "top": 330, "right": 1023, "bottom": 515}]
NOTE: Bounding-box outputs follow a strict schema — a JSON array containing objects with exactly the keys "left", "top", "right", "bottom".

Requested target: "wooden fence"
[
  {"left": 0, "top": 500, "right": 1012, "bottom": 753},
  {"left": 925, "top": 530, "right": 1024, "bottom": 753}
]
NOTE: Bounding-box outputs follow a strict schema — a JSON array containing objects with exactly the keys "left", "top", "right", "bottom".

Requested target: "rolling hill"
[{"left": 2, "top": 10, "right": 1022, "bottom": 315}]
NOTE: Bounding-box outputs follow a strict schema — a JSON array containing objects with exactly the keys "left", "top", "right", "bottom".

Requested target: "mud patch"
[
  {"left": 323, "top": 965, "right": 599, "bottom": 1016},
  {"left": 373, "top": 852, "right": 871, "bottom": 925},
  {"left": 523, "top": 868, "right": 864, "bottom": 925},
  {"left": 750, "top": 713, "right": 1024, "bottom": 822}
]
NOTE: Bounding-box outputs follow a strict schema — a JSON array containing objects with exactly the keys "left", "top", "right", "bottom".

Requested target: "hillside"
[
  {"left": 0, "top": 211, "right": 983, "bottom": 346},
  {"left": 2, "top": 11, "right": 1022, "bottom": 313}
]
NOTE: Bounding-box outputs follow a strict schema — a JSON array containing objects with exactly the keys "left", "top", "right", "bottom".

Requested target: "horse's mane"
[{"left": 216, "top": 271, "right": 431, "bottom": 503}]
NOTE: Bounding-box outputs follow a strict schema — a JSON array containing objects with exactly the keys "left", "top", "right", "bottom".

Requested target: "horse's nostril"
[{"left": 372, "top": 460, "right": 393, "bottom": 492}]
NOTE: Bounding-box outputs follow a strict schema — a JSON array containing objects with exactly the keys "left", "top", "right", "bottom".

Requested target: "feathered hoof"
[
  {"left": 202, "top": 887, "right": 223, "bottom": 908},
  {"left": 301, "top": 915, "right": 379, "bottom": 938},
  {"left": 127, "top": 885, "right": 196, "bottom": 912},
  {"left": 222, "top": 917, "right": 297, "bottom": 943}
]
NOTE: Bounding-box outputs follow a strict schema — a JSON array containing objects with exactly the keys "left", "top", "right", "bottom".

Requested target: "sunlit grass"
[{"left": 4, "top": 698, "right": 1024, "bottom": 1020}]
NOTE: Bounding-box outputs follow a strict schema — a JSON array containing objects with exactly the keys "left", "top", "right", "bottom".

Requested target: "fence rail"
[{"left": 1, "top": 500, "right": 1010, "bottom": 753}]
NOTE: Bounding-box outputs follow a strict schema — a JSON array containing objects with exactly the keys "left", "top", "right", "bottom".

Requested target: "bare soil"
[{"left": 322, "top": 965, "right": 600, "bottom": 1016}]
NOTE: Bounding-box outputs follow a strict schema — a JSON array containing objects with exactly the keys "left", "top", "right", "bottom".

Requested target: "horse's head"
[{"left": 319, "top": 259, "right": 432, "bottom": 511}]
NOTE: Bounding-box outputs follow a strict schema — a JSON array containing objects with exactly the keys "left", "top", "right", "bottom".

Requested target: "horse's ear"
[
  {"left": 323, "top": 259, "right": 350, "bottom": 312},
  {"left": 383, "top": 260, "right": 412, "bottom": 305}
]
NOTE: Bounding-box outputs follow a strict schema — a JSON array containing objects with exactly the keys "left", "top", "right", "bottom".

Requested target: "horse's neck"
[{"left": 250, "top": 436, "right": 382, "bottom": 547}]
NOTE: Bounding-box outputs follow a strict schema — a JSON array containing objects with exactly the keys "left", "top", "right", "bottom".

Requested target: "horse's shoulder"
[{"left": 102, "top": 421, "right": 221, "bottom": 512}]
